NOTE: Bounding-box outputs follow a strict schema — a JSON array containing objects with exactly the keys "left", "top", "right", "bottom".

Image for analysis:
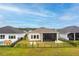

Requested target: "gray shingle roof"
[
  {"left": 0, "top": 26, "right": 25, "bottom": 34},
  {"left": 59, "top": 26, "right": 79, "bottom": 34},
  {"left": 28, "top": 28, "right": 58, "bottom": 33}
]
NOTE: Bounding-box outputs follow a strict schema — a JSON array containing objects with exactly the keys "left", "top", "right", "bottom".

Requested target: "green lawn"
[
  {"left": 2, "top": 39, "right": 77, "bottom": 56},
  {"left": 0, "top": 47, "right": 79, "bottom": 56},
  {"left": 0, "top": 39, "right": 79, "bottom": 56}
]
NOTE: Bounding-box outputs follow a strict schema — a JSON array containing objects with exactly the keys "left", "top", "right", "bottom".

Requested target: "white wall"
[
  {"left": 0, "top": 33, "right": 25, "bottom": 45},
  {"left": 28, "top": 33, "right": 59, "bottom": 41},
  {"left": 59, "top": 33, "right": 69, "bottom": 40},
  {"left": 28, "top": 33, "right": 42, "bottom": 41}
]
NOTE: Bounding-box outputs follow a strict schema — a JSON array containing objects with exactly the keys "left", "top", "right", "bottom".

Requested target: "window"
[
  {"left": 31, "top": 35, "right": 39, "bottom": 39},
  {"left": 9, "top": 35, "right": 16, "bottom": 39},
  {"left": 31, "top": 35, "right": 33, "bottom": 39},
  {"left": 37, "top": 35, "right": 39, "bottom": 39},
  {"left": 34, "top": 35, "right": 36, "bottom": 39},
  {"left": 0, "top": 35, "right": 5, "bottom": 39}
]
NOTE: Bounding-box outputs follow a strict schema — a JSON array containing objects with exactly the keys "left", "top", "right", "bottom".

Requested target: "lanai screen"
[
  {"left": 75, "top": 33, "right": 79, "bottom": 40},
  {"left": 68, "top": 33, "right": 74, "bottom": 40},
  {"left": 68, "top": 33, "right": 79, "bottom": 40},
  {"left": 43, "top": 33, "right": 57, "bottom": 41}
]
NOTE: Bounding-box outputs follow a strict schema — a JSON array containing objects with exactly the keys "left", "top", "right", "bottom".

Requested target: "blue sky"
[{"left": 0, "top": 3, "right": 79, "bottom": 28}]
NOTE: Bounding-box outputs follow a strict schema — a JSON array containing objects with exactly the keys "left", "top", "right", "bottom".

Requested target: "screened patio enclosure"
[
  {"left": 67, "top": 33, "right": 79, "bottom": 40},
  {"left": 43, "top": 33, "right": 57, "bottom": 41}
]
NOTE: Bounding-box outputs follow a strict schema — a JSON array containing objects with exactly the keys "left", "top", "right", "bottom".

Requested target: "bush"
[{"left": 59, "top": 38, "right": 77, "bottom": 47}]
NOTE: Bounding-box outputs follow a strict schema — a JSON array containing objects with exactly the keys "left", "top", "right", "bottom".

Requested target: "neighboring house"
[
  {"left": 59, "top": 26, "right": 79, "bottom": 40},
  {"left": 0, "top": 26, "right": 26, "bottom": 45},
  {"left": 28, "top": 28, "right": 59, "bottom": 42}
]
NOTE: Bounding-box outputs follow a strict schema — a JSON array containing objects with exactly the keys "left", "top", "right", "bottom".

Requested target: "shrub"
[{"left": 59, "top": 38, "right": 77, "bottom": 47}]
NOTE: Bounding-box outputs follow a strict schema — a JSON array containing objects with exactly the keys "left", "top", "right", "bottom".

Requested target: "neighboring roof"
[
  {"left": 59, "top": 26, "right": 79, "bottom": 34},
  {"left": 28, "top": 28, "right": 58, "bottom": 33},
  {"left": 0, "top": 26, "right": 25, "bottom": 34}
]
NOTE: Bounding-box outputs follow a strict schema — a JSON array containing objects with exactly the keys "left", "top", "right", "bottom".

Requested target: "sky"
[{"left": 0, "top": 3, "right": 79, "bottom": 28}]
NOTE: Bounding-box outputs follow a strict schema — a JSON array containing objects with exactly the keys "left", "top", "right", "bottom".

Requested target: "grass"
[
  {"left": 0, "top": 47, "right": 79, "bottom": 56},
  {"left": 15, "top": 40, "right": 74, "bottom": 48},
  {"left": 0, "top": 38, "right": 79, "bottom": 56}
]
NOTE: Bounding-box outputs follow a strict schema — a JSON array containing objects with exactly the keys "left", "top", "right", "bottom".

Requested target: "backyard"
[
  {"left": 0, "top": 39, "right": 79, "bottom": 56},
  {"left": 0, "top": 47, "right": 79, "bottom": 56}
]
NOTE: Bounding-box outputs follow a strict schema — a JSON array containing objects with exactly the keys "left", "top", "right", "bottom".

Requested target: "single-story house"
[
  {"left": 28, "top": 28, "right": 59, "bottom": 42},
  {"left": 0, "top": 26, "right": 26, "bottom": 45},
  {"left": 59, "top": 26, "right": 79, "bottom": 40}
]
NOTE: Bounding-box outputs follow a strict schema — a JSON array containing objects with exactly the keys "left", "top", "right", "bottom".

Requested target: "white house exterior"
[
  {"left": 0, "top": 34, "right": 25, "bottom": 44},
  {"left": 59, "top": 26, "right": 79, "bottom": 40},
  {"left": 28, "top": 33, "right": 42, "bottom": 41},
  {"left": 0, "top": 26, "right": 26, "bottom": 45},
  {"left": 28, "top": 28, "right": 59, "bottom": 42},
  {"left": 59, "top": 33, "right": 69, "bottom": 40}
]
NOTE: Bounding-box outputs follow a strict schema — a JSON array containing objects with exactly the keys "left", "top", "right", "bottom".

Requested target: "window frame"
[
  {"left": 37, "top": 35, "right": 39, "bottom": 39},
  {"left": 9, "top": 35, "right": 16, "bottom": 39},
  {"left": 31, "top": 34, "right": 39, "bottom": 39},
  {"left": 0, "top": 35, "right": 5, "bottom": 39},
  {"left": 31, "top": 35, "right": 33, "bottom": 39},
  {"left": 34, "top": 35, "right": 36, "bottom": 39}
]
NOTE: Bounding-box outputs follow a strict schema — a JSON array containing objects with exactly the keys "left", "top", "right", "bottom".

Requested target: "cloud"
[
  {"left": 58, "top": 5, "right": 79, "bottom": 21},
  {"left": 27, "top": 4, "right": 57, "bottom": 17},
  {"left": 0, "top": 15, "right": 4, "bottom": 20},
  {"left": 0, "top": 15, "right": 5, "bottom": 26},
  {"left": 23, "top": 10, "right": 50, "bottom": 17},
  {"left": 0, "top": 5, "right": 22, "bottom": 13},
  {"left": 59, "top": 14, "right": 78, "bottom": 21},
  {"left": 0, "top": 4, "right": 79, "bottom": 28},
  {"left": 0, "top": 4, "right": 56, "bottom": 18}
]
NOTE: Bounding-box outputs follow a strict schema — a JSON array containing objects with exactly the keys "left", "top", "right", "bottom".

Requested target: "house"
[
  {"left": 0, "top": 26, "right": 26, "bottom": 45},
  {"left": 28, "top": 28, "right": 59, "bottom": 42},
  {"left": 59, "top": 26, "right": 79, "bottom": 40}
]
